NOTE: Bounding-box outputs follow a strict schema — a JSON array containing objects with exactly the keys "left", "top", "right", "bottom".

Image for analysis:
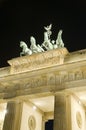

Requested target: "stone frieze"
[
  {"left": 8, "top": 48, "right": 68, "bottom": 74},
  {"left": 16, "top": 68, "right": 86, "bottom": 90}
]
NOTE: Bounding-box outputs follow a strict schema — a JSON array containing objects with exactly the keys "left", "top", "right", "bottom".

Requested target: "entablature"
[{"left": 0, "top": 48, "right": 86, "bottom": 99}]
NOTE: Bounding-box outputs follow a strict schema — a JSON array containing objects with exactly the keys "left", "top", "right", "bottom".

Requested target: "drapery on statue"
[
  {"left": 41, "top": 32, "right": 53, "bottom": 50},
  {"left": 41, "top": 24, "right": 53, "bottom": 50},
  {"left": 19, "top": 24, "right": 65, "bottom": 56},
  {"left": 20, "top": 41, "right": 32, "bottom": 56}
]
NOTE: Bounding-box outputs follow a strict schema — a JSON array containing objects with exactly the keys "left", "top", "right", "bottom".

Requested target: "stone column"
[
  {"left": 53, "top": 92, "right": 71, "bottom": 130},
  {"left": 3, "top": 101, "right": 23, "bottom": 130},
  {"left": 42, "top": 116, "right": 48, "bottom": 130}
]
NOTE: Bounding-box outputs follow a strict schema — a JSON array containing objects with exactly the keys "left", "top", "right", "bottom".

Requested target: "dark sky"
[{"left": 0, "top": 0, "right": 86, "bottom": 67}]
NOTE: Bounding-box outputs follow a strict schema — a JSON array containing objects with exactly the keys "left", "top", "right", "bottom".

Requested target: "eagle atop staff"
[{"left": 44, "top": 24, "right": 52, "bottom": 39}]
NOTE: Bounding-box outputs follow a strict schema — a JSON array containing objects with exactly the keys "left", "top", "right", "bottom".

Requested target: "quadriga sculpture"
[{"left": 19, "top": 24, "right": 65, "bottom": 56}]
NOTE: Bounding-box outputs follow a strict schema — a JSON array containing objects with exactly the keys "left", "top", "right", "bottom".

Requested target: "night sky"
[{"left": 0, "top": 0, "right": 86, "bottom": 68}]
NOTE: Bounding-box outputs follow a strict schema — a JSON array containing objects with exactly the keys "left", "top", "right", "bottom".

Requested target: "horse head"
[{"left": 20, "top": 41, "right": 28, "bottom": 48}]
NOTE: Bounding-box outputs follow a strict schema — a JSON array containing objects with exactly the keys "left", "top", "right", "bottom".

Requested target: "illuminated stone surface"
[{"left": 0, "top": 48, "right": 86, "bottom": 130}]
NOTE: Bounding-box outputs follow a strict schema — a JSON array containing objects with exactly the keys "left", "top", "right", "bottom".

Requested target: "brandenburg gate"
[{"left": 0, "top": 25, "right": 86, "bottom": 130}]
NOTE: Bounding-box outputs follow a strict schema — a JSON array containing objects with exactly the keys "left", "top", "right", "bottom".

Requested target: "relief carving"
[
  {"left": 76, "top": 111, "right": 82, "bottom": 129},
  {"left": 68, "top": 73, "right": 75, "bottom": 81},
  {"left": 28, "top": 115, "right": 36, "bottom": 130},
  {"left": 24, "top": 69, "right": 86, "bottom": 89},
  {"left": 60, "top": 74, "right": 68, "bottom": 83},
  {"left": 55, "top": 75, "right": 60, "bottom": 84},
  {"left": 83, "top": 71, "right": 86, "bottom": 79},
  {"left": 75, "top": 71, "right": 83, "bottom": 80},
  {"left": 24, "top": 76, "right": 47, "bottom": 89},
  {"left": 8, "top": 48, "right": 68, "bottom": 74},
  {"left": 47, "top": 74, "right": 55, "bottom": 85}
]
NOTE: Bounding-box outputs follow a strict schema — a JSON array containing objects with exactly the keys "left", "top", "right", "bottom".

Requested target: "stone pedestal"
[
  {"left": 8, "top": 47, "right": 68, "bottom": 74},
  {"left": 3, "top": 101, "right": 22, "bottom": 130},
  {"left": 53, "top": 92, "right": 71, "bottom": 130}
]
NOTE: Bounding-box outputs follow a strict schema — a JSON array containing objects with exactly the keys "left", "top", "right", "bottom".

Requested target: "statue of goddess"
[
  {"left": 42, "top": 32, "right": 53, "bottom": 50},
  {"left": 41, "top": 24, "right": 53, "bottom": 50}
]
